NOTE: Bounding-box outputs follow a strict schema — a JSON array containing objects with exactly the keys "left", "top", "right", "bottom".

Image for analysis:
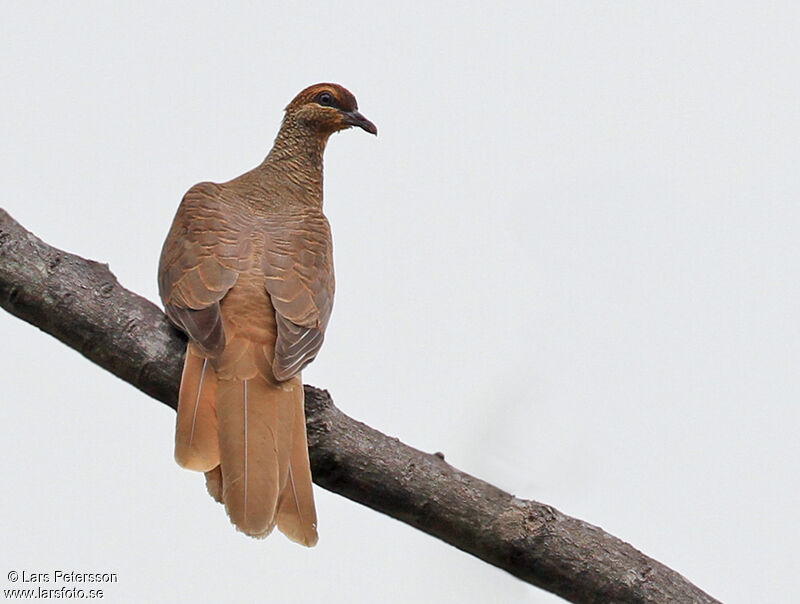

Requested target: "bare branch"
[{"left": 0, "top": 208, "right": 720, "bottom": 604}]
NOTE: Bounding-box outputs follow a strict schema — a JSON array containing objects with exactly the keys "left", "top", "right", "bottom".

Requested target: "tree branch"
[{"left": 0, "top": 208, "right": 720, "bottom": 604}]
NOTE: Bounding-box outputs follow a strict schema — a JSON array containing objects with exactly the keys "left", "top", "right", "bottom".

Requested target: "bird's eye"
[{"left": 318, "top": 92, "right": 333, "bottom": 106}]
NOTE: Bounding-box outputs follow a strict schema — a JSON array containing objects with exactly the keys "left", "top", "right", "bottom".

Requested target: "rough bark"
[{"left": 0, "top": 208, "right": 720, "bottom": 604}]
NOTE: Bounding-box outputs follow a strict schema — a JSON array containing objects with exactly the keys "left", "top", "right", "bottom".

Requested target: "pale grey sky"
[{"left": 1, "top": 2, "right": 798, "bottom": 603}]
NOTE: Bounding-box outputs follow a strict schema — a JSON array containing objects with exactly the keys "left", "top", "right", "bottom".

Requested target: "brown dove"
[{"left": 158, "top": 83, "right": 376, "bottom": 544}]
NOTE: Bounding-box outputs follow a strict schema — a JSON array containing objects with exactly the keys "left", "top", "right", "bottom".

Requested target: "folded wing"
[{"left": 262, "top": 212, "right": 334, "bottom": 381}]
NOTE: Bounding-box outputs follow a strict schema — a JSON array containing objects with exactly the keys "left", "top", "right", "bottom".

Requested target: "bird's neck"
[{"left": 258, "top": 115, "right": 329, "bottom": 208}]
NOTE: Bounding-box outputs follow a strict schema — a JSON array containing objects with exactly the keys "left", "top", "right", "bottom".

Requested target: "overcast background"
[{"left": 1, "top": 2, "right": 798, "bottom": 603}]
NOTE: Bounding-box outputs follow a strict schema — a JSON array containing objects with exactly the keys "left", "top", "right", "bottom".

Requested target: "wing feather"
[
  {"left": 262, "top": 213, "right": 334, "bottom": 381},
  {"left": 158, "top": 182, "right": 252, "bottom": 355}
]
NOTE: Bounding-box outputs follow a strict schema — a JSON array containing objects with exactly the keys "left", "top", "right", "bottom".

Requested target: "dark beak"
[{"left": 344, "top": 110, "right": 378, "bottom": 135}]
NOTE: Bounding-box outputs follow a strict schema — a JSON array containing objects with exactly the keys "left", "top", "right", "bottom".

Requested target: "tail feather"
[
  {"left": 217, "top": 375, "right": 284, "bottom": 537},
  {"left": 205, "top": 465, "right": 223, "bottom": 503},
  {"left": 182, "top": 334, "right": 318, "bottom": 544},
  {"left": 175, "top": 342, "right": 220, "bottom": 471},
  {"left": 276, "top": 382, "right": 318, "bottom": 546}
]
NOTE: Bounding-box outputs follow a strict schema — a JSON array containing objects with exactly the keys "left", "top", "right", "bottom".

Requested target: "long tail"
[
  {"left": 175, "top": 342, "right": 220, "bottom": 471},
  {"left": 211, "top": 337, "right": 318, "bottom": 543},
  {"left": 276, "top": 382, "right": 318, "bottom": 546}
]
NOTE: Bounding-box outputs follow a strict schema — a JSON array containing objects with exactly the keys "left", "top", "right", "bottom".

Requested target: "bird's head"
[{"left": 285, "top": 83, "right": 377, "bottom": 137}]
